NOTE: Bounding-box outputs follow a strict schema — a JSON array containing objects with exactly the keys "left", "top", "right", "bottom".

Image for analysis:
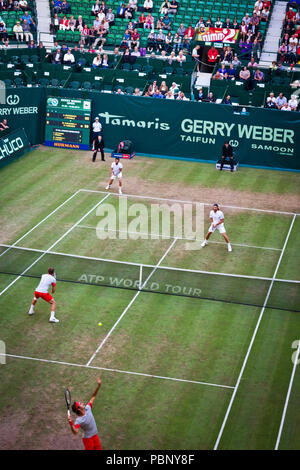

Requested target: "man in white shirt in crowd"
[
  {"left": 201, "top": 204, "right": 232, "bottom": 252},
  {"left": 63, "top": 48, "right": 75, "bottom": 65},
  {"left": 106, "top": 157, "right": 123, "bottom": 195},
  {"left": 28, "top": 267, "right": 59, "bottom": 323},
  {"left": 13, "top": 21, "right": 23, "bottom": 41}
]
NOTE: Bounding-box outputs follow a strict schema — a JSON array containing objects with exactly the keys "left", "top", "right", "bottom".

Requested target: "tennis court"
[{"left": 0, "top": 185, "right": 299, "bottom": 450}]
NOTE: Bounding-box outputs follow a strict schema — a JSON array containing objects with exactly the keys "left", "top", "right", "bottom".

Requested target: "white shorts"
[
  {"left": 209, "top": 223, "right": 226, "bottom": 234},
  {"left": 111, "top": 173, "right": 122, "bottom": 180}
]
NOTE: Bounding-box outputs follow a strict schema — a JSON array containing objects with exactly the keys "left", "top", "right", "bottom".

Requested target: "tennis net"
[{"left": 0, "top": 244, "right": 299, "bottom": 312}]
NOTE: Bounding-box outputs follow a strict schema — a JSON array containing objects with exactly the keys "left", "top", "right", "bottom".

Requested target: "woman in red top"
[{"left": 81, "top": 24, "right": 90, "bottom": 44}]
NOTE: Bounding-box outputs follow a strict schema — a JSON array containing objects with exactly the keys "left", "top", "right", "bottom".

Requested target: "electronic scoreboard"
[{"left": 45, "top": 97, "right": 92, "bottom": 150}]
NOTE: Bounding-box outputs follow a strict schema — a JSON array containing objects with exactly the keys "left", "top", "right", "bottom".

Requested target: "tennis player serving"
[
  {"left": 201, "top": 204, "right": 232, "bottom": 252},
  {"left": 28, "top": 267, "right": 59, "bottom": 323},
  {"left": 68, "top": 378, "right": 102, "bottom": 450},
  {"left": 106, "top": 157, "right": 123, "bottom": 195}
]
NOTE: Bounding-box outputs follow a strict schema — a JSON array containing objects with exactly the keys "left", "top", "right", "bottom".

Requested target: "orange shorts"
[
  {"left": 82, "top": 434, "right": 102, "bottom": 450},
  {"left": 34, "top": 291, "right": 53, "bottom": 303}
]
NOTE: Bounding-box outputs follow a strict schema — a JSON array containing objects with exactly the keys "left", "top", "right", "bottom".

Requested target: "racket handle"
[{"left": 67, "top": 410, "right": 70, "bottom": 417}]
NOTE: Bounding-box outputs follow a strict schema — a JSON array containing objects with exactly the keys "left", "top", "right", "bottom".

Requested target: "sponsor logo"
[
  {"left": 229, "top": 139, "right": 239, "bottom": 147},
  {"left": 98, "top": 111, "right": 170, "bottom": 130},
  {"left": 47, "top": 97, "right": 59, "bottom": 107},
  {"left": 6, "top": 94, "right": 20, "bottom": 105}
]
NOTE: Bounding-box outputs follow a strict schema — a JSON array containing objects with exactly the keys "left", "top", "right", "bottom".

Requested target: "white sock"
[
  {"left": 29, "top": 305, "right": 34, "bottom": 313},
  {"left": 50, "top": 311, "right": 55, "bottom": 319}
]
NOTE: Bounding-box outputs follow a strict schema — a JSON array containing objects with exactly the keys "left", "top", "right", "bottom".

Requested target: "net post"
[{"left": 139, "top": 264, "right": 143, "bottom": 291}]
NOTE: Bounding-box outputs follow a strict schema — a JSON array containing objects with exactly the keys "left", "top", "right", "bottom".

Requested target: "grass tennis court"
[{"left": 0, "top": 147, "right": 299, "bottom": 450}]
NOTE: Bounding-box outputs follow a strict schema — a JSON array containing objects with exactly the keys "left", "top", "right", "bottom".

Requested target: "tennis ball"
[{"left": 98, "top": 322, "right": 102, "bottom": 326}]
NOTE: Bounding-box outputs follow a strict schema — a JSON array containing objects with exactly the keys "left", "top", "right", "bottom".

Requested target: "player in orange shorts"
[
  {"left": 28, "top": 267, "right": 59, "bottom": 323},
  {"left": 68, "top": 378, "right": 102, "bottom": 450}
]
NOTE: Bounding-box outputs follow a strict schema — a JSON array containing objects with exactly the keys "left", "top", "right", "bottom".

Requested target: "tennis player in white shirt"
[
  {"left": 106, "top": 157, "right": 123, "bottom": 194},
  {"left": 28, "top": 267, "right": 59, "bottom": 322},
  {"left": 201, "top": 204, "right": 232, "bottom": 251}
]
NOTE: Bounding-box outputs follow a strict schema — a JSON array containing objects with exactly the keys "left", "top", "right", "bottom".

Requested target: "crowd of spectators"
[
  {"left": 0, "top": 8, "right": 35, "bottom": 44},
  {"left": 277, "top": 5, "right": 300, "bottom": 65},
  {"left": 265, "top": 91, "right": 298, "bottom": 110}
]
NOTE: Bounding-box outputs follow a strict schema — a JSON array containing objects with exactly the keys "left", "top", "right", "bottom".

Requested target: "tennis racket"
[{"left": 65, "top": 388, "right": 71, "bottom": 417}]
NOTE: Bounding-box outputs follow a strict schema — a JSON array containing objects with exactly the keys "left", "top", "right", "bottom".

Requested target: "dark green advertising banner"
[
  {"left": 88, "top": 94, "right": 300, "bottom": 170},
  {"left": 0, "top": 128, "right": 31, "bottom": 168},
  {"left": 1, "top": 87, "right": 299, "bottom": 170},
  {"left": 0, "top": 87, "right": 45, "bottom": 145}
]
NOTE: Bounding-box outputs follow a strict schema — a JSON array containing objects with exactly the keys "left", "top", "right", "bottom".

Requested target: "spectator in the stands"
[
  {"left": 144, "top": 12, "right": 154, "bottom": 29},
  {"left": 288, "top": 95, "right": 298, "bottom": 110},
  {"left": 281, "top": 102, "right": 292, "bottom": 111},
  {"left": 127, "top": 0, "right": 137, "bottom": 13},
  {"left": 115, "top": 87, "right": 124, "bottom": 95},
  {"left": 197, "top": 88, "right": 204, "bottom": 101},
  {"left": 224, "top": 17, "right": 233, "bottom": 28},
  {"left": 162, "top": 13, "right": 172, "bottom": 31},
  {"left": 261, "top": 6, "right": 270, "bottom": 21},
  {"left": 287, "top": 43, "right": 297, "bottom": 63},
  {"left": 106, "top": 8, "right": 115, "bottom": 26},
  {"left": 68, "top": 15, "right": 76, "bottom": 31},
  {"left": 183, "top": 24, "right": 194, "bottom": 50},
  {"left": 159, "top": 80, "right": 168, "bottom": 95},
  {"left": 13, "top": 20, "right": 23, "bottom": 41},
  {"left": 52, "top": 47, "right": 63, "bottom": 64},
  {"left": 252, "top": 38, "right": 261, "bottom": 60},
  {"left": 177, "top": 50, "right": 186, "bottom": 63},
  {"left": 76, "top": 15, "right": 84, "bottom": 31},
  {"left": 228, "top": 63, "right": 236, "bottom": 79},
  {"left": 20, "top": 11, "right": 35, "bottom": 31},
  {"left": 165, "top": 90, "right": 174, "bottom": 99},
  {"left": 248, "top": 56, "right": 258, "bottom": 67},
  {"left": 155, "top": 28, "right": 165, "bottom": 50},
  {"left": 232, "top": 18, "right": 239, "bottom": 29},
  {"left": 275, "top": 92, "right": 287, "bottom": 109},
  {"left": 0, "top": 1, "right": 6, "bottom": 11},
  {"left": 7, "top": 0, "right": 15, "bottom": 11},
  {"left": 101, "top": 53, "right": 109, "bottom": 67},
  {"left": 254, "top": 68, "right": 264, "bottom": 83},
  {"left": 143, "top": 0, "right": 153, "bottom": 13},
  {"left": 146, "top": 29, "right": 156, "bottom": 51},
  {"left": 223, "top": 94, "right": 232, "bottom": 105},
  {"left": 286, "top": 7, "right": 296, "bottom": 22},
  {"left": 92, "top": 53, "right": 102, "bottom": 68},
  {"left": 80, "top": 24, "right": 90, "bottom": 45},
  {"left": 52, "top": 0, "right": 62, "bottom": 14},
  {"left": 239, "top": 66, "right": 252, "bottom": 89},
  {"left": 159, "top": 0, "right": 169, "bottom": 16},
  {"left": 61, "top": 0, "right": 71, "bottom": 14},
  {"left": 164, "top": 31, "right": 173, "bottom": 52},
  {"left": 277, "top": 61, "right": 286, "bottom": 71},
  {"left": 121, "top": 29, "right": 131, "bottom": 48},
  {"left": 28, "top": 39, "right": 36, "bottom": 48},
  {"left": 265, "top": 92, "right": 276, "bottom": 108},
  {"left": 153, "top": 88, "right": 164, "bottom": 98},
  {"left": 173, "top": 32, "right": 182, "bottom": 52},
  {"left": 168, "top": 0, "right": 178, "bottom": 15},
  {"left": 133, "top": 88, "right": 141, "bottom": 96},
  {"left": 242, "top": 12, "right": 251, "bottom": 26},
  {"left": 206, "top": 91, "right": 215, "bottom": 103},
  {"left": 250, "top": 12, "right": 260, "bottom": 34},
  {"left": 240, "top": 20, "right": 248, "bottom": 42},
  {"left": 195, "top": 16, "right": 205, "bottom": 29},
  {"left": 63, "top": 48, "right": 75, "bottom": 65},
  {"left": 131, "top": 45, "right": 140, "bottom": 56},
  {"left": 167, "top": 50, "right": 176, "bottom": 63},
  {"left": 138, "top": 12, "right": 146, "bottom": 27},
  {"left": 218, "top": 63, "right": 227, "bottom": 77},
  {"left": 122, "top": 47, "right": 135, "bottom": 64},
  {"left": 213, "top": 70, "right": 223, "bottom": 80},
  {"left": 232, "top": 54, "right": 241, "bottom": 67},
  {"left": 177, "top": 22, "right": 185, "bottom": 39},
  {"left": 18, "top": 0, "right": 28, "bottom": 11},
  {"left": 130, "top": 28, "right": 140, "bottom": 49},
  {"left": 91, "top": 0, "right": 101, "bottom": 16},
  {"left": 22, "top": 19, "right": 33, "bottom": 42},
  {"left": 117, "top": 3, "right": 126, "bottom": 18},
  {"left": 177, "top": 91, "right": 189, "bottom": 101},
  {"left": 59, "top": 15, "right": 69, "bottom": 30}
]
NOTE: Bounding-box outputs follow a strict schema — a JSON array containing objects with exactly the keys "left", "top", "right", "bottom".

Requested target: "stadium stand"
[{"left": 0, "top": 0, "right": 298, "bottom": 110}]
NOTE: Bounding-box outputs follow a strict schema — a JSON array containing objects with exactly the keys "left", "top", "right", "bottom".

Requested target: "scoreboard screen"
[{"left": 45, "top": 97, "right": 92, "bottom": 150}]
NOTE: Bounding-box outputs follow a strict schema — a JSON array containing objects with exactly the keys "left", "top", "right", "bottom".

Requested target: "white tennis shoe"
[
  {"left": 106, "top": 185, "right": 110, "bottom": 190},
  {"left": 49, "top": 317, "right": 59, "bottom": 323},
  {"left": 201, "top": 240, "right": 207, "bottom": 247},
  {"left": 228, "top": 244, "right": 232, "bottom": 252}
]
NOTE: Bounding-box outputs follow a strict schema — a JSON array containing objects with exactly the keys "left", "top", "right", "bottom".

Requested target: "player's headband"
[{"left": 75, "top": 401, "right": 79, "bottom": 411}]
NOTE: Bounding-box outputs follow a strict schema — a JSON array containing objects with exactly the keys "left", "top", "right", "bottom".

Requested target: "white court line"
[
  {"left": 1, "top": 243, "right": 299, "bottom": 284},
  {"left": 0, "top": 353, "right": 234, "bottom": 389},
  {"left": 86, "top": 238, "right": 178, "bottom": 366},
  {"left": 77, "top": 224, "right": 282, "bottom": 252},
  {"left": 0, "top": 194, "right": 110, "bottom": 297},
  {"left": 275, "top": 340, "right": 300, "bottom": 450},
  {"left": 79, "top": 189, "right": 299, "bottom": 216},
  {"left": 213, "top": 214, "right": 296, "bottom": 450},
  {"left": 0, "top": 189, "right": 82, "bottom": 259}
]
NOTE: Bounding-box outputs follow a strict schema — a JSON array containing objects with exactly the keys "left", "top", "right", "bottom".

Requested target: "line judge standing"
[{"left": 91, "top": 116, "right": 102, "bottom": 151}]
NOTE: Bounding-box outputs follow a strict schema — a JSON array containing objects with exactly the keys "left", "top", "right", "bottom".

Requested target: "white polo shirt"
[
  {"left": 93, "top": 120, "right": 102, "bottom": 132},
  {"left": 111, "top": 161, "right": 123, "bottom": 175},
  {"left": 210, "top": 209, "right": 224, "bottom": 225},
  {"left": 36, "top": 274, "right": 56, "bottom": 293}
]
